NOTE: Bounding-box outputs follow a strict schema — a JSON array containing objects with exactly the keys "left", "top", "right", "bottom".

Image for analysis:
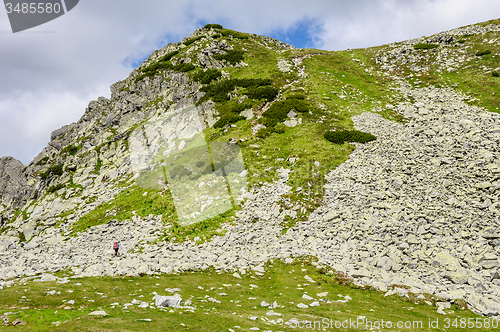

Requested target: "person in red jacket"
[{"left": 113, "top": 241, "right": 120, "bottom": 256}]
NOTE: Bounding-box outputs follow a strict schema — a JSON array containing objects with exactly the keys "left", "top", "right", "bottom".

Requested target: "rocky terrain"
[{"left": 1, "top": 20, "right": 500, "bottom": 318}]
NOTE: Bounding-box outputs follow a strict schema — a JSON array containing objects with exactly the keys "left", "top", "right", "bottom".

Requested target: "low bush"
[
  {"left": 193, "top": 68, "right": 222, "bottom": 84},
  {"left": 324, "top": 130, "right": 376, "bottom": 144},
  {"left": 198, "top": 78, "right": 273, "bottom": 104},
  {"left": 47, "top": 184, "right": 64, "bottom": 194},
  {"left": 476, "top": 50, "right": 492, "bottom": 56},
  {"left": 213, "top": 50, "right": 245, "bottom": 64},
  {"left": 158, "top": 50, "right": 179, "bottom": 62},
  {"left": 173, "top": 63, "right": 196, "bottom": 72},
  {"left": 220, "top": 29, "right": 249, "bottom": 39},
  {"left": 61, "top": 144, "right": 80, "bottom": 156},
  {"left": 256, "top": 124, "right": 286, "bottom": 138},
  {"left": 236, "top": 78, "right": 272, "bottom": 87},
  {"left": 204, "top": 24, "right": 223, "bottom": 29},
  {"left": 414, "top": 43, "right": 439, "bottom": 50},
  {"left": 246, "top": 86, "right": 278, "bottom": 101},
  {"left": 493, "top": 71, "right": 500, "bottom": 77},
  {"left": 211, "top": 34, "right": 221, "bottom": 39},
  {"left": 135, "top": 50, "right": 181, "bottom": 81},
  {"left": 261, "top": 98, "right": 309, "bottom": 127},
  {"left": 35, "top": 156, "right": 49, "bottom": 166},
  {"left": 40, "top": 163, "right": 64, "bottom": 179},
  {"left": 184, "top": 36, "right": 205, "bottom": 46},
  {"left": 49, "top": 164, "right": 64, "bottom": 176},
  {"left": 213, "top": 114, "right": 245, "bottom": 128},
  {"left": 230, "top": 101, "right": 254, "bottom": 114},
  {"left": 288, "top": 93, "right": 306, "bottom": 100}
]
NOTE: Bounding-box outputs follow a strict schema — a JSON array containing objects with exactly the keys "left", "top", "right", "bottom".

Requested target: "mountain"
[{"left": 1, "top": 19, "right": 500, "bottom": 318}]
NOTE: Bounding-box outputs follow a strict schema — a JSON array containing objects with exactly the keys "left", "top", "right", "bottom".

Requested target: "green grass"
[
  {"left": 70, "top": 186, "right": 177, "bottom": 236},
  {"left": 0, "top": 259, "right": 485, "bottom": 331}
]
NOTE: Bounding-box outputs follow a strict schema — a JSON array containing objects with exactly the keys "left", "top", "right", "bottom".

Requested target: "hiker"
[{"left": 113, "top": 241, "right": 120, "bottom": 256}]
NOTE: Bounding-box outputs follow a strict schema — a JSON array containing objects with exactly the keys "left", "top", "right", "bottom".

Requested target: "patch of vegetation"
[
  {"left": 413, "top": 43, "right": 439, "bottom": 50},
  {"left": 0, "top": 259, "right": 482, "bottom": 331},
  {"left": 193, "top": 68, "right": 222, "bottom": 84},
  {"left": 220, "top": 29, "right": 249, "bottom": 40},
  {"left": 476, "top": 49, "right": 492, "bottom": 56},
  {"left": 40, "top": 164, "right": 64, "bottom": 179},
  {"left": 213, "top": 114, "right": 245, "bottom": 129},
  {"left": 197, "top": 78, "right": 272, "bottom": 104},
  {"left": 212, "top": 34, "right": 221, "bottom": 39},
  {"left": 261, "top": 98, "right": 309, "bottom": 127},
  {"left": 135, "top": 50, "right": 180, "bottom": 81},
  {"left": 35, "top": 156, "right": 49, "bottom": 166},
  {"left": 183, "top": 35, "right": 205, "bottom": 46},
  {"left": 213, "top": 49, "right": 245, "bottom": 64},
  {"left": 246, "top": 85, "right": 278, "bottom": 101},
  {"left": 70, "top": 186, "right": 177, "bottom": 235},
  {"left": 173, "top": 62, "right": 196, "bottom": 72},
  {"left": 158, "top": 50, "right": 179, "bottom": 62},
  {"left": 161, "top": 208, "right": 235, "bottom": 243},
  {"left": 256, "top": 124, "right": 286, "bottom": 139},
  {"left": 229, "top": 100, "right": 254, "bottom": 114},
  {"left": 61, "top": 144, "right": 81, "bottom": 156},
  {"left": 47, "top": 183, "right": 65, "bottom": 194},
  {"left": 493, "top": 71, "right": 500, "bottom": 77},
  {"left": 204, "top": 23, "right": 223, "bottom": 29},
  {"left": 324, "top": 130, "right": 376, "bottom": 144}
]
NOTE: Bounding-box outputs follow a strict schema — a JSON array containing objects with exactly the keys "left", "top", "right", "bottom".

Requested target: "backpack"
[{"left": 113, "top": 242, "right": 118, "bottom": 250}]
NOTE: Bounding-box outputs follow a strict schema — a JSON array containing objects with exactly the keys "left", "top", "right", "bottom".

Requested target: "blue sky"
[{"left": 0, "top": 0, "right": 499, "bottom": 164}]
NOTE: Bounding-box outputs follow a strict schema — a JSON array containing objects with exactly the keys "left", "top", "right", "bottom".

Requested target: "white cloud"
[{"left": 0, "top": 0, "right": 498, "bottom": 163}]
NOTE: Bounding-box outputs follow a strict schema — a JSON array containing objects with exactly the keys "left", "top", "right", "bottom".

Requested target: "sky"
[{"left": 0, "top": 0, "right": 499, "bottom": 164}]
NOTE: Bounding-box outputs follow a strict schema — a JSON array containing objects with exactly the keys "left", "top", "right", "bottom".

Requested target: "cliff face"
[{"left": 1, "top": 21, "right": 500, "bottom": 315}]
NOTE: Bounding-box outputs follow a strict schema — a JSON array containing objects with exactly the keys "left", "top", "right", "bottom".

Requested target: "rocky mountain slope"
[{"left": 1, "top": 20, "right": 500, "bottom": 316}]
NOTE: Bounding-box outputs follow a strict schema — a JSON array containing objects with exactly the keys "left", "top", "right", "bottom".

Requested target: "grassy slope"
[{"left": 0, "top": 259, "right": 483, "bottom": 331}]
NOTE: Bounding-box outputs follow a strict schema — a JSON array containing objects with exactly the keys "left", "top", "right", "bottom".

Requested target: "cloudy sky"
[{"left": 0, "top": 0, "right": 499, "bottom": 164}]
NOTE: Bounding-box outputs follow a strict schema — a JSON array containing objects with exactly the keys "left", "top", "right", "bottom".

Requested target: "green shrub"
[
  {"left": 47, "top": 184, "right": 64, "bottom": 194},
  {"left": 493, "top": 71, "right": 500, "bottom": 77},
  {"left": 476, "top": 50, "right": 492, "bottom": 56},
  {"left": 193, "top": 68, "right": 222, "bottom": 84},
  {"left": 158, "top": 50, "right": 179, "bottom": 62},
  {"left": 230, "top": 101, "right": 254, "bottom": 114},
  {"left": 261, "top": 117, "right": 279, "bottom": 128},
  {"left": 135, "top": 50, "right": 180, "bottom": 81},
  {"left": 414, "top": 43, "right": 439, "bottom": 50},
  {"left": 204, "top": 24, "right": 223, "bottom": 29},
  {"left": 49, "top": 164, "right": 64, "bottom": 176},
  {"left": 261, "top": 98, "right": 309, "bottom": 127},
  {"left": 458, "top": 39, "right": 466, "bottom": 44},
  {"left": 324, "top": 130, "right": 376, "bottom": 144},
  {"left": 35, "top": 156, "right": 49, "bottom": 166},
  {"left": 213, "top": 114, "right": 245, "bottom": 128},
  {"left": 213, "top": 50, "right": 245, "bottom": 64},
  {"left": 220, "top": 29, "right": 249, "bottom": 39},
  {"left": 198, "top": 78, "right": 273, "bottom": 104},
  {"left": 61, "top": 144, "right": 80, "bottom": 156},
  {"left": 39, "top": 163, "right": 64, "bottom": 179},
  {"left": 184, "top": 36, "right": 204, "bottom": 46},
  {"left": 246, "top": 86, "right": 278, "bottom": 101},
  {"left": 173, "top": 63, "right": 196, "bottom": 72},
  {"left": 288, "top": 93, "right": 306, "bottom": 100},
  {"left": 212, "top": 34, "right": 221, "bottom": 39},
  {"left": 235, "top": 78, "right": 272, "bottom": 87},
  {"left": 256, "top": 124, "right": 286, "bottom": 138}
]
